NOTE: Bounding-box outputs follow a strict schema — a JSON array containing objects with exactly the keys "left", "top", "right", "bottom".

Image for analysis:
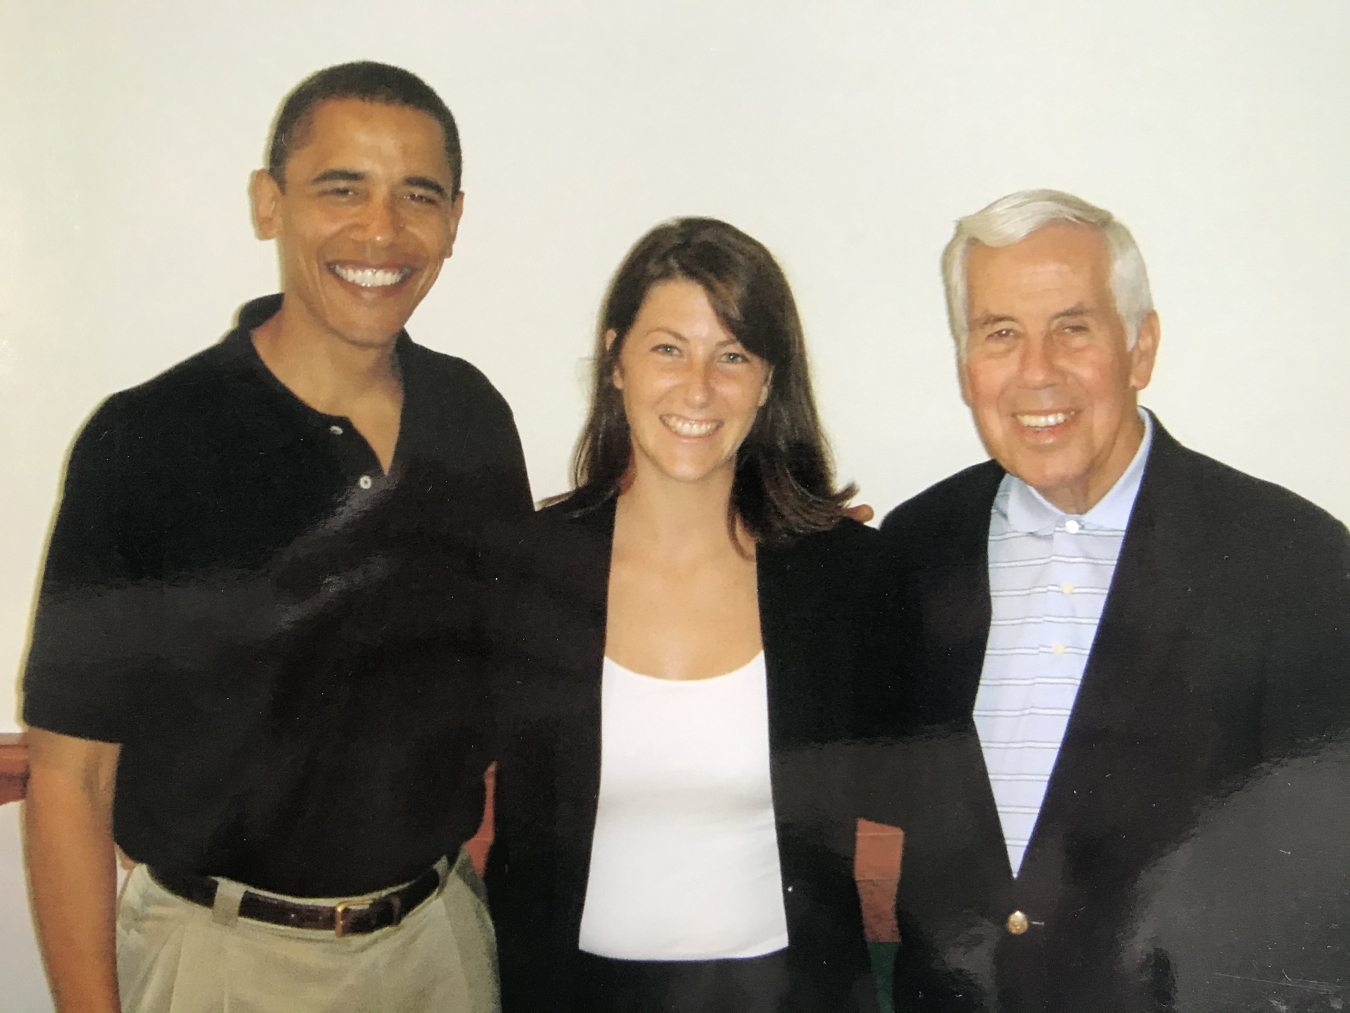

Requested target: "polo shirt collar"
[
  {"left": 1001, "top": 407, "right": 1154, "bottom": 534},
  {"left": 222, "top": 292, "right": 415, "bottom": 411}
]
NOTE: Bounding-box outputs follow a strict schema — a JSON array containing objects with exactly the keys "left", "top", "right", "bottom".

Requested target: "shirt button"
[
  {"left": 1060, "top": 582, "right": 1075, "bottom": 594},
  {"left": 329, "top": 424, "right": 344, "bottom": 436},
  {"left": 1007, "top": 910, "right": 1030, "bottom": 935},
  {"left": 358, "top": 475, "right": 373, "bottom": 490},
  {"left": 1064, "top": 519, "right": 1081, "bottom": 534},
  {"left": 1051, "top": 643, "right": 1066, "bottom": 655}
]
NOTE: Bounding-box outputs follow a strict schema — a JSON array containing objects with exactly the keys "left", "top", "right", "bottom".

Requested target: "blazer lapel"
[
  {"left": 1018, "top": 422, "right": 1211, "bottom": 896},
  {"left": 912, "top": 463, "right": 1004, "bottom": 725},
  {"left": 536, "top": 501, "right": 615, "bottom": 939}
]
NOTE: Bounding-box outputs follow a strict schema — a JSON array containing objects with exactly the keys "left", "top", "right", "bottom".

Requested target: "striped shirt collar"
[{"left": 1000, "top": 407, "right": 1154, "bottom": 535}]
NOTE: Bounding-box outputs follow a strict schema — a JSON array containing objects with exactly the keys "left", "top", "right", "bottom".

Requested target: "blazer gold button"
[{"left": 1006, "top": 910, "right": 1029, "bottom": 935}]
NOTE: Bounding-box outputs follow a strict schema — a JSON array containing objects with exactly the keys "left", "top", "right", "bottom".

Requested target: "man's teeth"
[
  {"left": 1017, "top": 412, "right": 1071, "bottom": 429},
  {"left": 663, "top": 416, "right": 720, "bottom": 437},
  {"left": 332, "top": 265, "right": 409, "bottom": 288}
]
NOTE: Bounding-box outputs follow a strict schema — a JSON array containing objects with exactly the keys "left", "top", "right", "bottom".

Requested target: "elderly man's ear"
[{"left": 1129, "top": 311, "right": 1161, "bottom": 392}]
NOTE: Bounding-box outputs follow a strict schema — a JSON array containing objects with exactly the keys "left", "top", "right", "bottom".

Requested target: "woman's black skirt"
[{"left": 575, "top": 948, "right": 799, "bottom": 1013}]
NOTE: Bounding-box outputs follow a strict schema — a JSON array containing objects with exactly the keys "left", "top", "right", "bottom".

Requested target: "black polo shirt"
[{"left": 24, "top": 294, "right": 532, "bottom": 896}]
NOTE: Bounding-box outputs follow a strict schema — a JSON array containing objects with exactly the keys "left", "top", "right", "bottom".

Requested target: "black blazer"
[
  {"left": 867, "top": 417, "right": 1350, "bottom": 1012},
  {"left": 486, "top": 499, "right": 882, "bottom": 1013}
]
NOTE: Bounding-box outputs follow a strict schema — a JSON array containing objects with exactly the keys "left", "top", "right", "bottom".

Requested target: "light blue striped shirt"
[{"left": 974, "top": 409, "right": 1153, "bottom": 875}]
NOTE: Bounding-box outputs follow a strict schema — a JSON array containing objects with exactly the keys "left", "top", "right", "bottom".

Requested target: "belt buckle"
[
  {"left": 333, "top": 894, "right": 402, "bottom": 937},
  {"left": 333, "top": 898, "right": 364, "bottom": 937}
]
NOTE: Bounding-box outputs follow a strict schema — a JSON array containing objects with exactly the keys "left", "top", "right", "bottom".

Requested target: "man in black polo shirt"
[{"left": 22, "top": 63, "right": 530, "bottom": 1012}]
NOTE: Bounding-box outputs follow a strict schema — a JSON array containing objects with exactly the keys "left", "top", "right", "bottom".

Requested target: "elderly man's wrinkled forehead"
[{"left": 965, "top": 224, "right": 1118, "bottom": 324}]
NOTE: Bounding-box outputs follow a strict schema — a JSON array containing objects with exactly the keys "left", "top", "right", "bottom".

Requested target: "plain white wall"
[{"left": 3, "top": 1, "right": 1349, "bottom": 1006}]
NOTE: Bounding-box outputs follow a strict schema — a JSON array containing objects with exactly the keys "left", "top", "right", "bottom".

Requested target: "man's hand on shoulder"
[{"left": 844, "top": 502, "right": 875, "bottom": 524}]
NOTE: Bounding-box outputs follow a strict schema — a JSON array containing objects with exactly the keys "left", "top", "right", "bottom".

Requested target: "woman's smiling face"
[{"left": 612, "top": 278, "right": 771, "bottom": 490}]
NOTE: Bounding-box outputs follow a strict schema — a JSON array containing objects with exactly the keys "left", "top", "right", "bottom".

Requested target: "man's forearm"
[{"left": 23, "top": 732, "right": 122, "bottom": 1013}]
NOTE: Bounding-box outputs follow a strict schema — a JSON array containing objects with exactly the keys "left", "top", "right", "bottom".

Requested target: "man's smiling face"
[
  {"left": 251, "top": 98, "right": 463, "bottom": 349},
  {"left": 959, "top": 223, "right": 1159, "bottom": 514}
]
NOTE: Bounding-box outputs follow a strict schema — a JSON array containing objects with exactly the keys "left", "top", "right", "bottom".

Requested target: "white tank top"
[{"left": 577, "top": 653, "right": 789, "bottom": 960}]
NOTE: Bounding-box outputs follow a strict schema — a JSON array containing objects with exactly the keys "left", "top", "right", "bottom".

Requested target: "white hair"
[{"left": 941, "top": 189, "right": 1154, "bottom": 360}]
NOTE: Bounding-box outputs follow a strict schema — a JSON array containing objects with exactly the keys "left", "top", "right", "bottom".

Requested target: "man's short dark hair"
[{"left": 268, "top": 61, "right": 462, "bottom": 194}]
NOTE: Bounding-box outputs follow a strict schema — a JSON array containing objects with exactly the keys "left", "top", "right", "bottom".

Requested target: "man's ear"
[
  {"left": 250, "top": 170, "right": 283, "bottom": 241},
  {"left": 1129, "top": 310, "right": 1161, "bottom": 393},
  {"left": 958, "top": 355, "right": 974, "bottom": 407},
  {"left": 442, "top": 191, "right": 466, "bottom": 260},
  {"left": 606, "top": 330, "right": 623, "bottom": 389}
]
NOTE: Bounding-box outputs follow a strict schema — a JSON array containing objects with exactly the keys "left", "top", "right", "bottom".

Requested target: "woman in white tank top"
[{"left": 488, "top": 218, "right": 882, "bottom": 1013}]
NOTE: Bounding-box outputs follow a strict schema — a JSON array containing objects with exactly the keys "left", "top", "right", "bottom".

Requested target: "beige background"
[{"left": 3, "top": 1, "right": 1349, "bottom": 1006}]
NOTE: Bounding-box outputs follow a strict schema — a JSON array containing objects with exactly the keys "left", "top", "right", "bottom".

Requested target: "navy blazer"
[
  {"left": 486, "top": 499, "right": 882, "bottom": 1013},
  {"left": 867, "top": 417, "right": 1350, "bottom": 1011}
]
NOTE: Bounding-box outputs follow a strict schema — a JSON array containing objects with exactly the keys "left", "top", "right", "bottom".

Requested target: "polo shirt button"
[
  {"left": 1006, "top": 910, "right": 1029, "bottom": 935},
  {"left": 1064, "top": 519, "right": 1081, "bottom": 534},
  {"left": 1060, "top": 582, "right": 1075, "bottom": 594},
  {"left": 329, "top": 424, "right": 344, "bottom": 436},
  {"left": 358, "top": 475, "right": 373, "bottom": 490},
  {"left": 1051, "top": 643, "right": 1066, "bottom": 655}
]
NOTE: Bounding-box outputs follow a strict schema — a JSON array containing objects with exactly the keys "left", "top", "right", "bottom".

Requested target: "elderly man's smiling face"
[
  {"left": 251, "top": 98, "right": 464, "bottom": 350},
  {"left": 959, "top": 223, "right": 1160, "bottom": 514}
]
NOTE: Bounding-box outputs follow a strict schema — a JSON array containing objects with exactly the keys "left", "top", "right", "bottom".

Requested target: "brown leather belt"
[{"left": 148, "top": 864, "right": 443, "bottom": 936}]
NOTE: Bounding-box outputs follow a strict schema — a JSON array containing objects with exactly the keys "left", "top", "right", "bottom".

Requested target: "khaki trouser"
[{"left": 116, "top": 850, "right": 499, "bottom": 1013}]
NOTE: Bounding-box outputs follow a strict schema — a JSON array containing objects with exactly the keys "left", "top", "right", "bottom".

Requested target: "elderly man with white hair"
[{"left": 868, "top": 190, "right": 1350, "bottom": 1011}]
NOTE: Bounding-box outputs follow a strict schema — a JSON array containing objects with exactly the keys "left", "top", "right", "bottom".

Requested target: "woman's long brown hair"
[{"left": 563, "top": 217, "right": 855, "bottom": 546}]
